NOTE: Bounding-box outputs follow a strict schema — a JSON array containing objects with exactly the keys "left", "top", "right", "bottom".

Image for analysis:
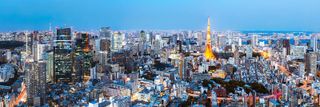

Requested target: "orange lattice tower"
[{"left": 204, "top": 17, "right": 216, "bottom": 60}]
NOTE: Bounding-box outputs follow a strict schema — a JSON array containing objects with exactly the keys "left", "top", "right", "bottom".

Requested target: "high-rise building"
[
  {"left": 311, "top": 34, "right": 318, "bottom": 52},
  {"left": 111, "top": 31, "right": 124, "bottom": 52},
  {"left": 305, "top": 52, "right": 317, "bottom": 76},
  {"left": 153, "top": 34, "right": 162, "bottom": 55},
  {"left": 98, "top": 38, "right": 111, "bottom": 66},
  {"left": 53, "top": 28, "right": 73, "bottom": 83},
  {"left": 100, "top": 27, "right": 112, "bottom": 39},
  {"left": 46, "top": 51, "right": 54, "bottom": 82},
  {"left": 283, "top": 39, "right": 290, "bottom": 55},
  {"left": 178, "top": 55, "right": 193, "bottom": 80},
  {"left": 32, "top": 41, "right": 48, "bottom": 61},
  {"left": 251, "top": 35, "right": 258, "bottom": 47},
  {"left": 26, "top": 59, "right": 46, "bottom": 106},
  {"left": 37, "top": 61, "right": 47, "bottom": 105},
  {"left": 204, "top": 17, "right": 216, "bottom": 60},
  {"left": 25, "top": 59, "right": 34, "bottom": 106},
  {"left": 100, "top": 38, "right": 111, "bottom": 52},
  {"left": 139, "top": 30, "right": 147, "bottom": 55},
  {"left": 74, "top": 33, "right": 93, "bottom": 82},
  {"left": 178, "top": 54, "right": 185, "bottom": 80}
]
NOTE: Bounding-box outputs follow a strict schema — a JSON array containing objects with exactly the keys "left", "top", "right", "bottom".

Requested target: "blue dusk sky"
[{"left": 0, "top": 0, "right": 319, "bottom": 32}]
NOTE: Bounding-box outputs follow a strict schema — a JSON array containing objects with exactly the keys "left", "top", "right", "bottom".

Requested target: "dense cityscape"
[{"left": 0, "top": 16, "right": 319, "bottom": 107}]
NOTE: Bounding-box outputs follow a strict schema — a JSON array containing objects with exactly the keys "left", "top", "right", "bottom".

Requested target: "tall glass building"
[{"left": 53, "top": 28, "right": 73, "bottom": 83}]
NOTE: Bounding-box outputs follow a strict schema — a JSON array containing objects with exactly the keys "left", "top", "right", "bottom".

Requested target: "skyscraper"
[
  {"left": 311, "top": 34, "right": 318, "bottom": 52},
  {"left": 178, "top": 54, "right": 185, "bottom": 80},
  {"left": 251, "top": 35, "right": 258, "bottom": 47},
  {"left": 74, "top": 32, "right": 93, "bottom": 82},
  {"left": 100, "top": 27, "right": 112, "bottom": 39},
  {"left": 139, "top": 30, "right": 147, "bottom": 55},
  {"left": 99, "top": 38, "right": 111, "bottom": 66},
  {"left": 25, "top": 58, "right": 34, "bottom": 106},
  {"left": 26, "top": 59, "right": 46, "bottom": 106},
  {"left": 111, "top": 31, "right": 124, "bottom": 52},
  {"left": 204, "top": 17, "right": 216, "bottom": 60},
  {"left": 283, "top": 39, "right": 290, "bottom": 55},
  {"left": 53, "top": 28, "right": 73, "bottom": 83},
  {"left": 100, "top": 38, "right": 111, "bottom": 52},
  {"left": 305, "top": 52, "right": 317, "bottom": 76},
  {"left": 46, "top": 51, "right": 54, "bottom": 82}
]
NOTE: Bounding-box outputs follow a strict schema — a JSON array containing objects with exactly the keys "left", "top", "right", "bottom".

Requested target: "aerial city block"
[{"left": 0, "top": 1, "right": 320, "bottom": 107}]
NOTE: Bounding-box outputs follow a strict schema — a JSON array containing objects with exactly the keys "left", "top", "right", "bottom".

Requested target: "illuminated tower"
[
  {"left": 75, "top": 32, "right": 93, "bottom": 82},
  {"left": 204, "top": 17, "right": 216, "bottom": 60},
  {"left": 53, "top": 28, "right": 73, "bottom": 83}
]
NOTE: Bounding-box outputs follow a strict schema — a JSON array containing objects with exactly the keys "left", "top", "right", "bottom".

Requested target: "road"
[{"left": 15, "top": 84, "right": 26, "bottom": 105}]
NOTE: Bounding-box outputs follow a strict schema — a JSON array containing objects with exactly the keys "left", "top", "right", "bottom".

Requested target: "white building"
[
  {"left": 111, "top": 31, "right": 125, "bottom": 52},
  {"left": 311, "top": 34, "right": 318, "bottom": 52}
]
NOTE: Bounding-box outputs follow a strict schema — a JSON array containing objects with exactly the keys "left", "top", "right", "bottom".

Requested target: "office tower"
[
  {"left": 99, "top": 38, "right": 111, "bottom": 66},
  {"left": 139, "top": 30, "right": 147, "bottom": 55},
  {"left": 100, "top": 38, "right": 111, "bottom": 52},
  {"left": 178, "top": 55, "right": 192, "bottom": 80},
  {"left": 153, "top": 35, "right": 161, "bottom": 55},
  {"left": 252, "top": 35, "right": 258, "bottom": 47},
  {"left": 111, "top": 31, "right": 124, "bottom": 52},
  {"left": 25, "top": 59, "right": 33, "bottom": 106},
  {"left": 32, "top": 41, "right": 39, "bottom": 61},
  {"left": 305, "top": 52, "right": 317, "bottom": 76},
  {"left": 25, "top": 32, "right": 34, "bottom": 54},
  {"left": 100, "top": 27, "right": 112, "bottom": 39},
  {"left": 283, "top": 39, "right": 290, "bottom": 55},
  {"left": 204, "top": 17, "right": 216, "bottom": 60},
  {"left": 75, "top": 33, "right": 93, "bottom": 82},
  {"left": 25, "top": 32, "right": 29, "bottom": 54},
  {"left": 311, "top": 34, "right": 318, "bottom": 52},
  {"left": 75, "top": 32, "right": 91, "bottom": 52},
  {"left": 178, "top": 54, "right": 185, "bottom": 80},
  {"left": 53, "top": 28, "right": 73, "bottom": 83},
  {"left": 177, "top": 40, "right": 182, "bottom": 53},
  {"left": 37, "top": 61, "right": 47, "bottom": 105},
  {"left": 46, "top": 51, "right": 54, "bottom": 82},
  {"left": 26, "top": 60, "right": 46, "bottom": 106},
  {"left": 32, "top": 41, "right": 48, "bottom": 61}
]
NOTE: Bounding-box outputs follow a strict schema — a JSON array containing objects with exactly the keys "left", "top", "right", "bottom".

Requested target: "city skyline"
[
  {"left": 0, "top": 0, "right": 320, "bottom": 32},
  {"left": 1, "top": 0, "right": 320, "bottom": 106}
]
